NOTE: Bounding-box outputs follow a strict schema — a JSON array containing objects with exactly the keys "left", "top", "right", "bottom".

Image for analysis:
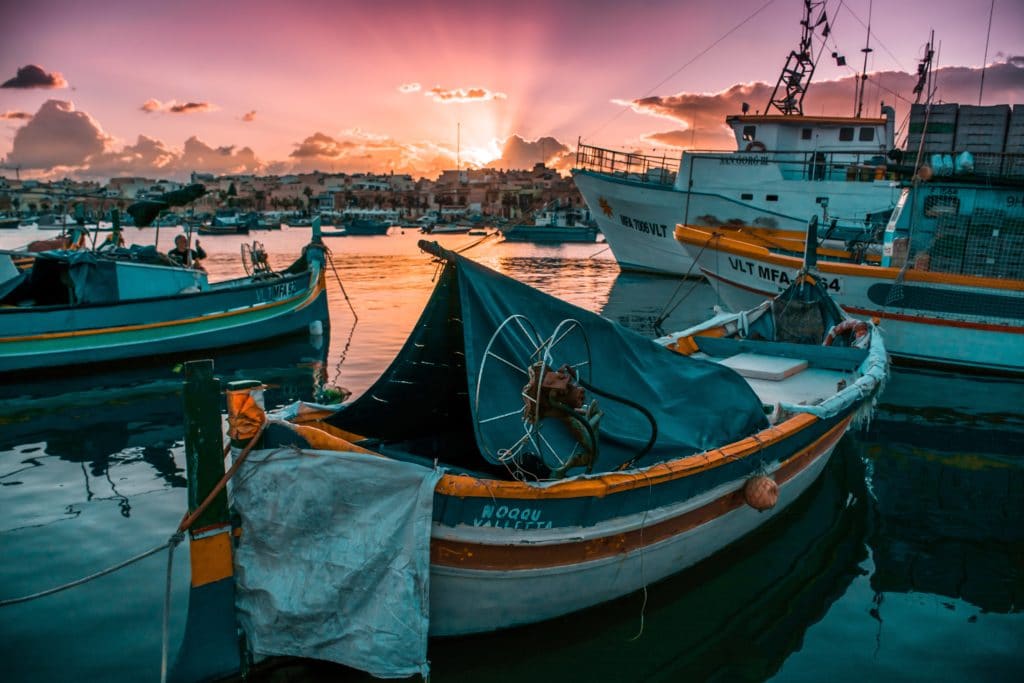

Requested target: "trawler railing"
[
  {"left": 574, "top": 142, "right": 679, "bottom": 186},
  {"left": 576, "top": 139, "right": 1024, "bottom": 187}
]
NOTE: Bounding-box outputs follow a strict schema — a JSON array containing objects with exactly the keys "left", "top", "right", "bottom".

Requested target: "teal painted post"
[{"left": 183, "top": 359, "right": 227, "bottom": 529}]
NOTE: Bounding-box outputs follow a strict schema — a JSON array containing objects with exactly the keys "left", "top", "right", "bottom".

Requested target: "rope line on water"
[
  {"left": 0, "top": 425, "right": 266, "bottom": 609},
  {"left": 652, "top": 238, "right": 711, "bottom": 330},
  {"left": 322, "top": 246, "right": 359, "bottom": 321},
  {"left": 160, "top": 533, "right": 184, "bottom": 683},
  {"left": 0, "top": 536, "right": 179, "bottom": 607}
]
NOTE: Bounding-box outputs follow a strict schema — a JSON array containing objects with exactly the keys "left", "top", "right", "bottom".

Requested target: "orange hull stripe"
[
  {"left": 842, "top": 306, "right": 1024, "bottom": 334},
  {"left": 431, "top": 416, "right": 852, "bottom": 570}
]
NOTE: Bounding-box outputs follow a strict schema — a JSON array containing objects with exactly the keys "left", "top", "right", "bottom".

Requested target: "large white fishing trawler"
[{"left": 572, "top": 0, "right": 905, "bottom": 276}]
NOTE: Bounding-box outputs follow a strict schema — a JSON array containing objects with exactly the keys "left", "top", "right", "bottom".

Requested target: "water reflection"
[
  {"left": 602, "top": 272, "right": 721, "bottom": 336},
  {"left": 0, "top": 335, "right": 328, "bottom": 513},
  {"left": 860, "top": 368, "right": 1024, "bottom": 615}
]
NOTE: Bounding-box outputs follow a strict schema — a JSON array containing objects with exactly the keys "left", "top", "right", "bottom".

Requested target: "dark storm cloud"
[{"left": 1, "top": 64, "right": 68, "bottom": 89}]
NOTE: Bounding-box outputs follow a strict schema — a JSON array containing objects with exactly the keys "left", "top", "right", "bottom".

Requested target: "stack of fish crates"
[{"left": 955, "top": 105, "right": 1011, "bottom": 177}]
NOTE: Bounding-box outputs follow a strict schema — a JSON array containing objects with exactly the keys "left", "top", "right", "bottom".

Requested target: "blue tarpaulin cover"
[{"left": 330, "top": 246, "right": 768, "bottom": 475}]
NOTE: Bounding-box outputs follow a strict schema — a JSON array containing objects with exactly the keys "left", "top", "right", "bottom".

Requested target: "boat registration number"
[
  {"left": 728, "top": 257, "right": 842, "bottom": 292},
  {"left": 255, "top": 280, "right": 299, "bottom": 302}
]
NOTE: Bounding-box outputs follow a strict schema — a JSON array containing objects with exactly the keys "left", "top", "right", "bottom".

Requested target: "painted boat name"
[
  {"left": 719, "top": 155, "right": 769, "bottom": 166},
  {"left": 619, "top": 214, "right": 668, "bottom": 238},
  {"left": 472, "top": 504, "right": 553, "bottom": 529}
]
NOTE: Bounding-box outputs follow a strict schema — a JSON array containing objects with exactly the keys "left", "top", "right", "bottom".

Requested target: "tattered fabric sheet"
[{"left": 232, "top": 447, "right": 442, "bottom": 678}]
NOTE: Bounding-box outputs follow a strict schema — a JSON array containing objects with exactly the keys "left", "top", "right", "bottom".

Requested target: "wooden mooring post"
[{"left": 169, "top": 359, "right": 242, "bottom": 683}]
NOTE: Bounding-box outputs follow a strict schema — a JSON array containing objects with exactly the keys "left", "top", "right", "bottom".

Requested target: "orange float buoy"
[{"left": 743, "top": 475, "right": 779, "bottom": 511}]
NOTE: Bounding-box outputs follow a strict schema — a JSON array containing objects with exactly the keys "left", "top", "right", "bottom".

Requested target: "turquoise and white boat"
[{"left": 0, "top": 234, "right": 329, "bottom": 375}]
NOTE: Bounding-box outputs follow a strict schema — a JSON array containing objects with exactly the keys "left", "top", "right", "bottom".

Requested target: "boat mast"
[
  {"left": 854, "top": 0, "right": 873, "bottom": 118},
  {"left": 912, "top": 32, "right": 935, "bottom": 104},
  {"left": 765, "top": 0, "right": 830, "bottom": 115}
]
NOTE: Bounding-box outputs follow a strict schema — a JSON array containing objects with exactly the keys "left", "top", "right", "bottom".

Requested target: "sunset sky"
[{"left": 2, "top": 0, "right": 1023, "bottom": 180}]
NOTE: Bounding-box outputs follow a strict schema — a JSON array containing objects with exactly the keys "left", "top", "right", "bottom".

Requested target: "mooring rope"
[
  {"left": 160, "top": 533, "right": 184, "bottom": 683},
  {"left": 321, "top": 246, "right": 359, "bottom": 321},
  {"left": 0, "top": 425, "right": 265, "bottom": 609},
  {"left": 652, "top": 237, "right": 711, "bottom": 332},
  {"left": 0, "top": 537, "right": 179, "bottom": 607}
]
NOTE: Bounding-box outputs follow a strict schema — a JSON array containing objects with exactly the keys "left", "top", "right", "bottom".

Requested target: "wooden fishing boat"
[
  {"left": 0, "top": 232, "right": 329, "bottom": 376},
  {"left": 675, "top": 180, "right": 1024, "bottom": 375},
  {"left": 168, "top": 236, "right": 886, "bottom": 680}
]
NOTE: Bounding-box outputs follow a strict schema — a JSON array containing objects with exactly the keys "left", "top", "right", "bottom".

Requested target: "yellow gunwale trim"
[
  {"left": 0, "top": 273, "right": 320, "bottom": 343},
  {"left": 675, "top": 225, "right": 1024, "bottom": 292},
  {"left": 432, "top": 412, "right": 819, "bottom": 500},
  {"left": 292, "top": 411, "right": 823, "bottom": 500}
]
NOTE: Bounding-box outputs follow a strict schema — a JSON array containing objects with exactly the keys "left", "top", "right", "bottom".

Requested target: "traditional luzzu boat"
[
  {"left": 676, "top": 177, "right": 1024, "bottom": 375},
  {"left": 168, "top": 236, "right": 887, "bottom": 680},
  {"left": 0, "top": 223, "right": 330, "bottom": 376}
]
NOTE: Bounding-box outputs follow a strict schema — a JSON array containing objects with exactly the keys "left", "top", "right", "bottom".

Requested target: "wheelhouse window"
[
  {"left": 741, "top": 193, "right": 753, "bottom": 200},
  {"left": 801, "top": 128, "right": 812, "bottom": 140},
  {"left": 859, "top": 127, "right": 875, "bottom": 142},
  {"left": 766, "top": 194, "right": 779, "bottom": 202},
  {"left": 742, "top": 125, "right": 757, "bottom": 141},
  {"left": 839, "top": 127, "right": 855, "bottom": 141}
]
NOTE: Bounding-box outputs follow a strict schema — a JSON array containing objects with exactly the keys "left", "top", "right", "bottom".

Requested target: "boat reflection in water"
[
  {"left": 860, "top": 367, "right": 1024, "bottom": 615},
  {"left": 0, "top": 334, "right": 329, "bottom": 515}
]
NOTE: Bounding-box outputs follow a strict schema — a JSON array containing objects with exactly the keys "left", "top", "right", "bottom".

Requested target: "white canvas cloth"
[{"left": 232, "top": 447, "right": 442, "bottom": 678}]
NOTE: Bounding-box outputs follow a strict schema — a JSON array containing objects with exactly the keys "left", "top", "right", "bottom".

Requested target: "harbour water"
[{"left": 0, "top": 227, "right": 1021, "bottom": 681}]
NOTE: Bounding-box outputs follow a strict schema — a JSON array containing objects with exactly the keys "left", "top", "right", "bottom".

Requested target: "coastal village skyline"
[{"left": 2, "top": 0, "right": 1024, "bottom": 182}]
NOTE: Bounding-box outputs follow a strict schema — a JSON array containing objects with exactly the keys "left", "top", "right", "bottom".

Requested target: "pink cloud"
[
  {"left": 624, "top": 57, "right": 1024, "bottom": 150},
  {"left": 140, "top": 99, "right": 218, "bottom": 114},
  {"left": 4, "top": 100, "right": 110, "bottom": 169},
  {"left": 426, "top": 86, "right": 507, "bottom": 103}
]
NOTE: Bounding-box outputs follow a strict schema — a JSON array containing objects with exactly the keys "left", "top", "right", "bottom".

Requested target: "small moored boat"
[{"left": 0, "top": 230, "right": 330, "bottom": 376}]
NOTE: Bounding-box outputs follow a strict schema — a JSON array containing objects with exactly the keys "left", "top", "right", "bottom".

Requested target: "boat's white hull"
[
  {"left": 572, "top": 171, "right": 693, "bottom": 275},
  {"left": 427, "top": 427, "right": 841, "bottom": 635},
  {"left": 573, "top": 169, "right": 900, "bottom": 277},
  {"left": 682, "top": 233, "right": 1024, "bottom": 374}
]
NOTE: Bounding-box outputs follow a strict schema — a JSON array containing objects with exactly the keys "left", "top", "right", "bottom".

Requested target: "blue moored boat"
[{"left": 0, "top": 235, "right": 329, "bottom": 375}]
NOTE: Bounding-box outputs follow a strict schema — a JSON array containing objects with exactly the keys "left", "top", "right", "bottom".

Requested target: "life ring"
[
  {"left": 823, "top": 319, "right": 870, "bottom": 347},
  {"left": 745, "top": 141, "right": 767, "bottom": 153}
]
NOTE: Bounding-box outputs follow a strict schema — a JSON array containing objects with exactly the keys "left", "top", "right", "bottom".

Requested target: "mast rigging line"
[{"left": 581, "top": 0, "right": 779, "bottom": 143}]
